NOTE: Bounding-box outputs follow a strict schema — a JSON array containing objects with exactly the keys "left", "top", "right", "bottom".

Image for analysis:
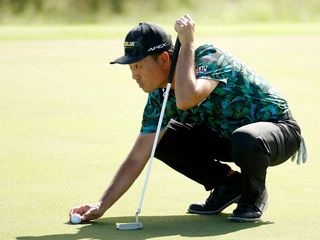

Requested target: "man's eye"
[{"left": 130, "top": 63, "right": 141, "bottom": 70}]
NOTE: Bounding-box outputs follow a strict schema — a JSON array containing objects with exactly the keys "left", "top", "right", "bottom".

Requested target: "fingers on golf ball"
[{"left": 71, "top": 214, "right": 82, "bottom": 224}]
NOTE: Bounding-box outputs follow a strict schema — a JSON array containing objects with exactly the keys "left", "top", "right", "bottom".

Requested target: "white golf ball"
[{"left": 70, "top": 214, "right": 82, "bottom": 224}]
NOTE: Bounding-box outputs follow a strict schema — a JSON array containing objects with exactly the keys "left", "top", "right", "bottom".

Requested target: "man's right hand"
[
  {"left": 69, "top": 202, "right": 104, "bottom": 223},
  {"left": 68, "top": 132, "right": 163, "bottom": 224}
]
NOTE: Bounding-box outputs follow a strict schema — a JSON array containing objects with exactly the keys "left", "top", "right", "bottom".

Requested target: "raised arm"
[{"left": 174, "top": 14, "right": 218, "bottom": 110}]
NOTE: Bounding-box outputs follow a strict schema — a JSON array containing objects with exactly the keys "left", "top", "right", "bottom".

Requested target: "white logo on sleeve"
[{"left": 195, "top": 66, "right": 208, "bottom": 75}]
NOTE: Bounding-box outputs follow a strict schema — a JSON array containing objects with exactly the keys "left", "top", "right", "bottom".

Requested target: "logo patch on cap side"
[{"left": 124, "top": 41, "right": 135, "bottom": 47}]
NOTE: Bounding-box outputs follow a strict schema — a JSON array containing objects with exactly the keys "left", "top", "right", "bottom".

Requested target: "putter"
[{"left": 116, "top": 37, "right": 181, "bottom": 230}]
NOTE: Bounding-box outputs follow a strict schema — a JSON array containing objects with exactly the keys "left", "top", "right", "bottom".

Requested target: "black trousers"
[{"left": 155, "top": 114, "right": 301, "bottom": 204}]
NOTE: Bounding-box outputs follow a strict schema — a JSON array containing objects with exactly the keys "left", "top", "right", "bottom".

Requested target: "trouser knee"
[
  {"left": 231, "top": 129, "right": 269, "bottom": 202},
  {"left": 231, "top": 130, "right": 269, "bottom": 173}
]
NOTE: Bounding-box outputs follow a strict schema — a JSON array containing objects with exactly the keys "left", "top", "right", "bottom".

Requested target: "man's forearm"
[
  {"left": 97, "top": 133, "right": 156, "bottom": 214},
  {"left": 175, "top": 43, "right": 196, "bottom": 108},
  {"left": 98, "top": 156, "right": 147, "bottom": 213}
]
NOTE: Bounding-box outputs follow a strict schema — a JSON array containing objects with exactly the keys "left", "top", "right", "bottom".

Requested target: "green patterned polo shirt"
[{"left": 140, "top": 44, "right": 288, "bottom": 139}]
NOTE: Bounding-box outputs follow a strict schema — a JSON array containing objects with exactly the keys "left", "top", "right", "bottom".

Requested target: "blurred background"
[{"left": 0, "top": 0, "right": 320, "bottom": 25}]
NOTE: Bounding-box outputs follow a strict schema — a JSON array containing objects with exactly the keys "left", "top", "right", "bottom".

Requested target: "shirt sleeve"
[
  {"left": 140, "top": 89, "right": 176, "bottom": 134},
  {"left": 194, "top": 44, "right": 234, "bottom": 84}
]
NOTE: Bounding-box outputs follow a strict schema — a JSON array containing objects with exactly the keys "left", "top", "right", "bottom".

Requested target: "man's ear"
[{"left": 160, "top": 51, "right": 170, "bottom": 68}]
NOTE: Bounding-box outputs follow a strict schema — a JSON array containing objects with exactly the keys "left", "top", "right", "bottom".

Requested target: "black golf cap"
[{"left": 110, "top": 23, "right": 172, "bottom": 64}]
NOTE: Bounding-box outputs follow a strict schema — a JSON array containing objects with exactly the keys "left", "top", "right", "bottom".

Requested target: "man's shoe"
[
  {"left": 229, "top": 188, "right": 268, "bottom": 222},
  {"left": 228, "top": 203, "right": 263, "bottom": 222},
  {"left": 188, "top": 172, "right": 243, "bottom": 215}
]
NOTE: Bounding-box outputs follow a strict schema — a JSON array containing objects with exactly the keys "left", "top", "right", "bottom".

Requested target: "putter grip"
[{"left": 167, "top": 38, "right": 181, "bottom": 84}]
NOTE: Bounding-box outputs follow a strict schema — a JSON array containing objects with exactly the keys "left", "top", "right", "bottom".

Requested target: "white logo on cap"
[{"left": 148, "top": 43, "right": 167, "bottom": 52}]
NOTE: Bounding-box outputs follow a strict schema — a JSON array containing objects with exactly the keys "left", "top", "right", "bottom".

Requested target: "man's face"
[{"left": 129, "top": 54, "right": 169, "bottom": 93}]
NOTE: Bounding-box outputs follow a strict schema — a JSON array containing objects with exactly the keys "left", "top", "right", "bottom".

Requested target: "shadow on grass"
[{"left": 17, "top": 214, "right": 273, "bottom": 240}]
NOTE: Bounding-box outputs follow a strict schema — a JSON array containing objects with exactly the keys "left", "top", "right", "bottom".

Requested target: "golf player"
[{"left": 70, "top": 14, "right": 306, "bottom": 223}]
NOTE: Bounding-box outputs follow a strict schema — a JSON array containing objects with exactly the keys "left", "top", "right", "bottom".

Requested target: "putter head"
[{"left": 116, "top": 222, "right": 143, "bottom": 230}]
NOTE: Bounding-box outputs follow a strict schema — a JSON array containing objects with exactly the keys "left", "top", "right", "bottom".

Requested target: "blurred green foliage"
[{"left": 0, "top": 0, "right": 320, "bottom": 24}]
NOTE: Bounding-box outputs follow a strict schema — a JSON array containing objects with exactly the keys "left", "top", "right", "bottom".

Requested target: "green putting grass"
[{"left": 0, "top": 24, "right": 319, "bottom": 240}]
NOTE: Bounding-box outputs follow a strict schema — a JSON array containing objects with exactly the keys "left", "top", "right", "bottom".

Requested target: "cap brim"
[{"left": 110, "top": 55, "right": 147, "bottom": 65}]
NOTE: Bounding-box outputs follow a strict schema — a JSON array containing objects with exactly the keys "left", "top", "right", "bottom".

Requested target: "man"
[{"left": 70, "top": 15, "right": 305, "bottom": 223}]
